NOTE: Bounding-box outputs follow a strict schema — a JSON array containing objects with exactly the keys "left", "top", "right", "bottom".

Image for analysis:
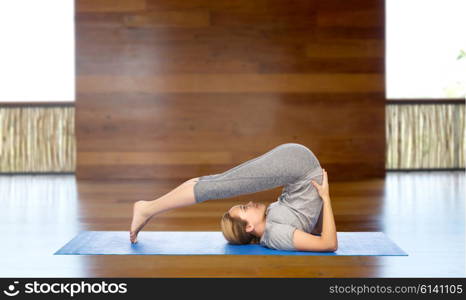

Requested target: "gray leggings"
[{"left": 193, "top": 143, "right": 321, "bottom": 203}]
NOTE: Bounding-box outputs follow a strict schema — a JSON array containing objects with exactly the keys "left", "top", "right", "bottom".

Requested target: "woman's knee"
[{"left": 184, "top": 177, "right": 200, "bottom": 185}]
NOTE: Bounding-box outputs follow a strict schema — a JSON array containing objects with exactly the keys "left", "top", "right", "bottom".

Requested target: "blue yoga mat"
[{"left": 54, "top": 231, "right": 407, "bottom": 256}]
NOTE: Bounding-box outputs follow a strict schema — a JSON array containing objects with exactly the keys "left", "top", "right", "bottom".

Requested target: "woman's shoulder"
[
  {"left": 266, "top": 201, "right": 301, "bottom": 224},
  {"left": 260, "top": 220, "right": 297, "bottom": 251}
]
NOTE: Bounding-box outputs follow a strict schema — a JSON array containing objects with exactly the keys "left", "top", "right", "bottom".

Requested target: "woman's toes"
[{"left": 130, "top": 232, "right": 138, "bottom": 243}]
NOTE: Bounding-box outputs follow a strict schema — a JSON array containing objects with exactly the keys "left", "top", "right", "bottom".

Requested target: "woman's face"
[{"left": 228, "top": 201, "right": 267, "bottom": 229}]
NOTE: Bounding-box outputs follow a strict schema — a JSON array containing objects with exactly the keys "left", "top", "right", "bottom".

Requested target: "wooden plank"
[
  {"left": 317, "top": 9, "right": 384, "bottom": 27},
  {"left": 78, "top": 151, "right": 232, "bottom": 165},
  {"left": 306, "top": 39, "right": 384, "bottom": 58},
  {"left": 77, "top": 0, "right": 146, "bottom": 12},
  {"left": 146, "top": 0, "right": 317, "bottom": 14},
  {"left": 317, "top": 0, "right": 382, "bottom": 12},
  {"left": 123, "top": 10, "right": 210, "bottom": 28},
  {"left": 210, "top": 11, "right": 317, "bottom": 29},
  {"left": 259, "top": 58, "right": 384, "bottom": 73},
  {"left": 77, "top": 57, "right": 383, "bottom": 75},
  {"left": 77, "top": 74, "right": 384, "bottom": 93}
]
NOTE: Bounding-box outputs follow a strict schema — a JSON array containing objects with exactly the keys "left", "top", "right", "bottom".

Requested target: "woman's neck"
[{"left": 252, "top": 218, "right": 266, "bottom": 238}]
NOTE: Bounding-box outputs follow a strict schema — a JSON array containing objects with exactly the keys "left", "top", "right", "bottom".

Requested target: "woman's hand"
[{"left": 311, "top": 168, "right": 330, "bottom": 200}]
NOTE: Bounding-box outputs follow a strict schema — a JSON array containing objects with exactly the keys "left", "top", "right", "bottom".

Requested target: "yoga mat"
[{"left": 54, "top": 231, "right": 407, "bottom": 256}]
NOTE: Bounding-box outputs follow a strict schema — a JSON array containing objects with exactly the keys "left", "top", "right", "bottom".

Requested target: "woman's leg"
[
  {"left": 130, "top": 177, "right": 199, "bottom": 243},
  {"left": 130, "top": 143, "right": 317, "bottom": 242},
  {"left": 193, "top": 143, "right": 319, "bottom": 203}
]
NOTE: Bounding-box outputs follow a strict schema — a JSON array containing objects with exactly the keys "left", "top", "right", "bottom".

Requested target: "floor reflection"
[
  {"left": 0, "top": 171, "right": 464, "bottom": 277},
  {"left": 0, "top": 174, "right": 85, "bottom": 277},
  {"left": 378, "top": 171, "right": 465, "bottom": 277}
]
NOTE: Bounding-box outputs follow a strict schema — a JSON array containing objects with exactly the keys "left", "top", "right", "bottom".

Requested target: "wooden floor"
[{"left": 0, "top": 171, "right": 464, "bottom": 277}]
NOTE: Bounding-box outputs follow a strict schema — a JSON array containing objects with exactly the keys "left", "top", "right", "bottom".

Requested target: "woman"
[{"left": 130, "top": 143, "right": 337, "bottom": 252}]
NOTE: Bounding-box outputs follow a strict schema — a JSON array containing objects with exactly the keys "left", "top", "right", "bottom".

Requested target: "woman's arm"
[
  {"left": 292, "top": 168, "right": 337, "bottom": 252},
  {"left": 313, "top": 169, "right": 337, "bottom": 250},
  {"left": 319, "top": 195, "right": 338, "bottom": 250},
  {"left": 292, "top": 195, "right": 337, "bottom": 251},
  {"left": 311, "top": 207, "right": 323, "bottom": 235}
]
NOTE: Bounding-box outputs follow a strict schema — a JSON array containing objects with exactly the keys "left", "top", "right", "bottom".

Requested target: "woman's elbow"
[{"left": 327, "top": 241, "right": 338, "bottom": 252}]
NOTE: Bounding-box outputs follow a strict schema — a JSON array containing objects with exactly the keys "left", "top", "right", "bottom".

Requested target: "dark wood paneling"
[{"left": 76, "top": 0, "right": 385, "bottom": 180}]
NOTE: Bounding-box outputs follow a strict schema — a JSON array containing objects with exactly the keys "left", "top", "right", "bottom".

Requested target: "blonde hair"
[{"left": 220, "top": 211, "right": 261, "bottom": 245}]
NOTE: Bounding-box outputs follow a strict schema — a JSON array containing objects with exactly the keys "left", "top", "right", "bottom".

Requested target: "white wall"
[
  {"left": 0, "top": 0, "right": 75, "bottom": 102},
  {"left": 386, "top": 0, "right": 466, "bottom": 98}
]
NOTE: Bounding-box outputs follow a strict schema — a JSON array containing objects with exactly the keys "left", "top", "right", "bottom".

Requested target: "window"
[
  {"left": 0, "top": 0, "right": 75, "bottom": 102},
  {"left": 386, "top": 0, "right": 466, "bottom": 99}
]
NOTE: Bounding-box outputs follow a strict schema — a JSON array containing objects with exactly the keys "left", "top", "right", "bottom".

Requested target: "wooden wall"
[{"left": 76, "top": 0, "right": 385, "bottom": 180}]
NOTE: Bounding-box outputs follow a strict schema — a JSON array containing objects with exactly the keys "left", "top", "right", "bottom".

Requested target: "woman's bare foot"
[{"left": 130, "top": 200, "right": 155, "bottom": 243}]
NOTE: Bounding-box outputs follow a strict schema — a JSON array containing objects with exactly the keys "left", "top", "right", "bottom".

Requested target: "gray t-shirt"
[{"left": 260, "top": 166, "right": 324, "bottom": 251}]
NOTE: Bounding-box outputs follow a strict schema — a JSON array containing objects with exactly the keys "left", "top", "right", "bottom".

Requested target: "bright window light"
[
  {"left": 0, "top": 0, "right": 75, "bottom": 102},
  {"left": 386, "top": 0, "right": 466, "bottom": 99}
]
